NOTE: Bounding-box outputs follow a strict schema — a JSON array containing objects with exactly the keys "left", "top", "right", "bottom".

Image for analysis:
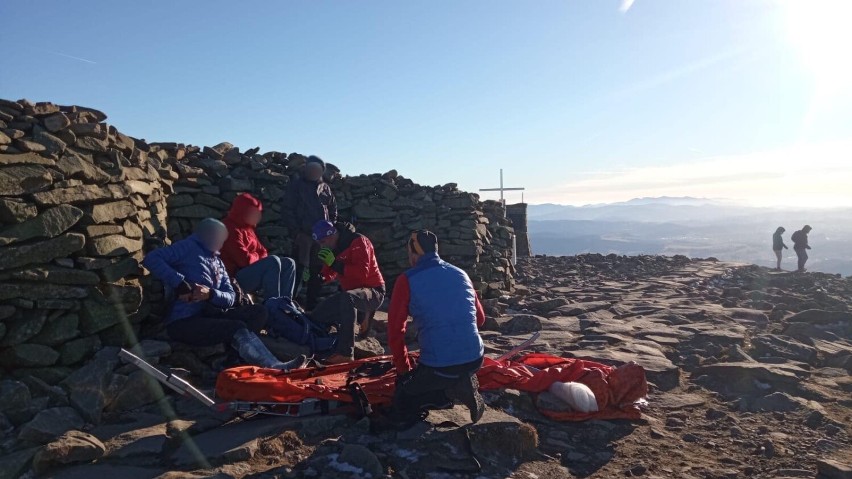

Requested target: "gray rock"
[
  {"left": 86, "top": 234, "right": 142, "bottom": 256},
  {"left": 528, "top": 297, "right": 570, "bottom": 313},
  {"left": 0, "top": 233, "right": 85, "bottom": 271},
  {"left": 0, "top": 164, "right": 52, "bottom": 195},
  {"left": 32, "top": 184, "right": 131, "bottom": 206},
  {"left": 0, "top": 447, "right": 39, "bottom": 479},
  {"left": 11, "top": 265, "right": 100, "bottom": 285},
  {"left": 0, "top": 343, "right": 60, "bottom": 367},
  {"left": 752, "top": 334, "right": 819, "bottom": 365},
  {"left": 0, "top": 380, "right": 31, "bottom": 413},
  {"left": 59, "top": 336, "right": 102, "bottom": 366},
  {"left": 503, "top": 314, "right": 543, "bottom": 334},
  {"left": 0, "top": 198, "right": 37, "bottom": 223},
  {"left": 31, "top": 313, "right": 80, "bottom": 346},
  {"left": 559, "top": 301, "right": 611, "bottom": 316},
  {"left": 172, "top": 416, "right": 294, "bottom": 467},
  {"left": 43, "top": 112, "right": 71, "bottom": 132},
  {"left": 338, "top": 444, "right": 383, "bottom": 477},
  {"left": 106, "top": 370, "right": 165, "bottom": 412},
  {"left": 749, "top": 392, "right": 808, "bottom": 412},
  {"left": 0, "top": 310, "right": 47, "bottom": 346},
  {"left": 88, "top": 200, "right": 136, "bottom": 223},
  {"left": 32, "top": 430, "right": 106, "bottom": 473},
  {"left": 787, "top": 309, "right": 852, "bottom": 325},
  {"left": 56, "top": 151, "right": 110, "bottom": 184},
  {"left": 0, "top": 151, "right": 57, "bottom": 166},
  {"left": 45, "top": 464, "right": 165, "bottom": 479},
  {"left": 354, "top": 337, "right": 385, "bottom": 359},
  {"left": 18, "top": 407, "right": 85, "bottom": 444},
  {"left": 62, "top": 358, "right": 117, "bottom": 423},
  {"left": 817, "top": 458, "right": 852, "bottom": 479},
  {"left": 693, "top": 362, "right": 808, "bottom": 394},
  {"left": 0, "top": 204, "right": 84, "bottom": 246}
]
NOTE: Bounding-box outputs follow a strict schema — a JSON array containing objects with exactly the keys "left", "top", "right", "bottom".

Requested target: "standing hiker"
[
  {"left": 791, "top": 225, "right": 813, "bottom": 272},
  {"left": 281, "top": 155, "right": 337, "bottom": 309},
  {"left": 309, "top": 220, "right": 385, "bottom": 364},
  {"left": 385, "top": 230, "right": 486, "bottom": 429},
  {"left": 772, "top": 226, "right": 788, "bottom": 271},
  {"left": 220, "top": 193, "right": 297, "bottom": 300},
  {"left": 143, "top": 218, "right": 304, "bottom": 371}
]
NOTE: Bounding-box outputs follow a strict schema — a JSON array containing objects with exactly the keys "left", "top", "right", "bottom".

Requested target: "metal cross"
[{"left": 479, "top": 169, "right": 525, "bottom": 210}]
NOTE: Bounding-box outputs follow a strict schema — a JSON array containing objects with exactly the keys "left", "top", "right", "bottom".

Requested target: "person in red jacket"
[
  {"left": 220, "top": 193, "right": 297, "bottom": 300},
  {"left": 309, "top": 220, "right": 385, "bottom": 364}
]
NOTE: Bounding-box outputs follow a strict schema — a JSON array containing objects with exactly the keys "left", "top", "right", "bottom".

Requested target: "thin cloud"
[
  {"left": 38, "top": 48, "right": 97, "bottom": 64},
  {"left": 619, "top": 0, "right": 636, "bottom": 14}
]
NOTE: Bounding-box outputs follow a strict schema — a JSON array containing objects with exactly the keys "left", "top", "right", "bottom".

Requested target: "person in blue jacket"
[
  {"left": 143, "top": 218, "right": 304, "bottom": 370},
  {"left": 385, "top": 230, "right": 486, "bottom": 429}
]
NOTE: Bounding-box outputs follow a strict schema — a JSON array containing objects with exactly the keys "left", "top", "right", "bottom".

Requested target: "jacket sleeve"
[
  {"left": 209, "top": 260, "right": 236, "bottom": 308},
  {"left": 255, "top": 237, "right": 268, "bottom": 260},
  {"left": 280, "top": 181, "right": 300, "bottom": 233},
  {"left": 328, "top": 188, "right": 338, "bottom": 222},
  {"left": 388, "top": 274, "right": 412, "bottom": 373},
  {"left": 321, "top": 264, "right": 339, "bottom": 283},
  {"left": 474, "top": 293, "right": 486, "bottom": 329},
  {"left": 342, "top": 238, "right": 371, "bottom": 286},
  {"left": 221, "top": 230, "right": 253, "bottom": 271},
  {"left": 142, "top": 241, "right": 188, "bottom": 289}
]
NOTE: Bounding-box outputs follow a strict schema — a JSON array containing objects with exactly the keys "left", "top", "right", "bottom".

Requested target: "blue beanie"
[{"left": 312, "top": 220, "right": 336, "bottom": 241}]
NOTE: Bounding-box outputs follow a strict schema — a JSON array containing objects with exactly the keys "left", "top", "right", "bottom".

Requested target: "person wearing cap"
[
  {"left": 791, "top": 225, "right": 813, "bottom": 272},
  {"left": 143, "top": 218, "right": 304, "bottom": 371},
  {"left": 385, "top": 230, "right": 486, "bottom": 428},
  {"left": 220, "top": 193, "right": 297, "bottom": 300},
  {"left": 281, "top": 155, "right": 337, "bottom": 309},
  {"left": 309, "top": 220, "right": 385, "bottom": 364}
]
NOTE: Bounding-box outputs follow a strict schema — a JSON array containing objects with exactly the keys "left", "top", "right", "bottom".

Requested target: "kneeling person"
[
  {"left": 310, "top": 220, "right": 385, "bottom": 364},
  {"left": 387, "top": 230, "right": 486, "bottom": 427},
  {"left": 143, "top": 218, "right": 303, "bottom": 370}
]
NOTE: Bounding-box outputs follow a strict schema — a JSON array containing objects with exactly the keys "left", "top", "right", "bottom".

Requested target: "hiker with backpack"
[
  {"left": 772, "top": 226, "right": 788, "bottom": 271},
  {"left": 791, "top": 225, "right": 813, "bottom": 272},
  {"left": 142, "top": 218, "right": 305, "bottom": 371},
  {"left": 384, "top": 230, "right": 486, "bottom": 430},
  {"left": 309, "top": 220, "right": 386, "bottom": 364}
]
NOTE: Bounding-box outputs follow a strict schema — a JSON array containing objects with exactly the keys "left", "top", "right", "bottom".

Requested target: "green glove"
[
  {"left": 302, "top": 268, "right": 311, "bottom": 282},
  {"left": 318, "top": 247, "right": 336, "bottom": 267}
]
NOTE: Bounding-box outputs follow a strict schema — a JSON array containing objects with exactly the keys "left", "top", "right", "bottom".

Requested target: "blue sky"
[{"left": 2, "top": 1, "right": 850, "bottom": 206}]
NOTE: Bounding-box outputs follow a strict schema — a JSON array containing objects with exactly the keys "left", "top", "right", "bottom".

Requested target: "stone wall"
[
  {"left": 0, "top": 98, "right": 516, "bottom": 383},
  {"left": 506, "top": 203, "right": 531, "bottom": 258}
]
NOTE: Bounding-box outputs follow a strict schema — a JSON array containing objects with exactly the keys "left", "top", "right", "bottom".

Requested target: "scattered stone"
[
  {"left": 32, "top": 430, "right": 106, "bottom": 473},
  {"left": 337, "top": 444, "right": 383, "bottom": 477},
  {"left": 18, "top": 407, "right": 85, "bottom": 444}
]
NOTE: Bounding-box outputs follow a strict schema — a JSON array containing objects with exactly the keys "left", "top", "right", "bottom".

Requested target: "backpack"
[
  {"left": 264, "top": 297, "right": 337, "bottom": 354},
  {"left": 791, "top": 230, "right": 803, "bottom": 245}
]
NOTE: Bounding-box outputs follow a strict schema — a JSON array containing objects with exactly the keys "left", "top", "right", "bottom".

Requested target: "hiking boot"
[
  {"left": 322, "top": 353, "right": 354, "bottom": 365},
  {"left": 446, "top": 374, "right": 485, "bottom": 423}
]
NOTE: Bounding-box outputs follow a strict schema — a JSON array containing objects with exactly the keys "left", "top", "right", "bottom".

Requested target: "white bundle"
[{"left": 548, "top": 381, "right": 599, "bottom": 413}]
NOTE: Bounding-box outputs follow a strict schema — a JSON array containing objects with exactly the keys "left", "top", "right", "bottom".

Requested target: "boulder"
[
  {"left": 0, "top": 447, "right": 39, "bottom": 479},
  {"left": 18, "top": 407, "right": 85, "bottom": 444},
  {"left": 817, "top": 459, "right": 852, "bottom": 479},
  {"left": 0, "top": 380, "right": 31, "bottom": 414},
  {"left": 0, "top": 152, "right": 57, "bottom": 166},
  {"left": 787, "top": 309, "right": 852, "bottom": 325},
  {"left": 59, "top": 336, "right": 103, "bottom": 366},
  {"left": 87, "top": 234, "right": 142, "bottom": 256},
  {"left": 0, "top": 204, "right": 84, "bottom": 246},
  {"left": 32, "top": 184, "right": 131, "bottom": 206},
  {"left": 62, "top": 358, "right": 117, "bottom": 423},
  {"left": 0, "top": 164, "right": 52, "bottom": 195},
  {"left": 56, "top": 151, "right": 110, "bottom": 184},
  {"left": 503, "top": 314, "right": 544, "bottom": 334},
  {"left": 0, "top": 233, "right": 85, "bottom": 271},
  {"left": 32, "top": 430, "right": 106, "bottom": 473},
  {"left": 0, "top": 311, "right": 48, "bottom": 346},
  {"left": 337, "top": 444, "right": 383, "bottom": 477},
  {"left": 0, "top": 344, "right": 60, "bottom": 367},
  {"left": 43, "top": 112, "right": 71, "bottom": 132},
  {"left": 88, "top": 200, "right": 136, "bottom": 224},
  {"left": 354, "top": 337, "right": 385, "bottom": 359}
]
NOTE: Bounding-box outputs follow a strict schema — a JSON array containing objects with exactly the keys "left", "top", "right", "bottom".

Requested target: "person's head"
[
  {"left": 776, "top": 226, "right": 785, "bottom": 234},
  {"left": 195, "top": 218, "right": 228, "bottom": 253},
  {"left": 312, "top": 220, "right": 339, "bottom": 249},
  {"left": 304, "top": 155, "right": 326, "bottom": 182},
  {"left": 407, "top": 230, "right": 438, "bottom": 267},
  {"left": 229, "top": 193, "right": 263, "bottom": 226},
  {"left": 803, "top": 225, "right": 812, "bottom": 233}
]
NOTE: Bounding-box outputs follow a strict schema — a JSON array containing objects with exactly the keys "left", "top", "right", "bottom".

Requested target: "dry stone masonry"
[{"left": 0, "top": 98, "right": 517, "bottom": 387}]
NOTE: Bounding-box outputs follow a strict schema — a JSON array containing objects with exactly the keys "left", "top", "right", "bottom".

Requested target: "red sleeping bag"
[{"left": 215, "top": 353, "right": 648, "bottom": 421}]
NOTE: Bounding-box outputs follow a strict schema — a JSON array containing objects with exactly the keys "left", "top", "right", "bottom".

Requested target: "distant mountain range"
[{"left": 526, "top": 197, "right": 852, "bottom": 276}]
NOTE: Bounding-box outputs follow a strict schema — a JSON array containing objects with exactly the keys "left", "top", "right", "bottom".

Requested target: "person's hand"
[
  {"left": 317, "top": 248, "right": 336, "bottom": 267},
  {"left": 807, "top": 246, "right": 812, "bottom": 250},
  {"left": 175, "top": 281, "right": 193, "bottom": 302},
  {"left": 302, "top": 268, "right": 311, "bottom": 282},
  {"left": 191, "top": 284, "right": 211, "bottom": 302}
]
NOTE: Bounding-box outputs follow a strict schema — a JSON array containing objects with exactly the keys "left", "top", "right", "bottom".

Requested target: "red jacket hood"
[{"left": 227, "top": 193, "right": 263, "bottom": 226}]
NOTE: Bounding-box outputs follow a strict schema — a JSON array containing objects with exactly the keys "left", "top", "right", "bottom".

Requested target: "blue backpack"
[{"left": 264, "top": 297, "right": 337, "bottom": 354}]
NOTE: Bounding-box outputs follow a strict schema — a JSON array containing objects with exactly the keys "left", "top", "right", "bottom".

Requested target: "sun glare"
[{"left": 784, "top": 0, "right": 852, "bottom": 96}]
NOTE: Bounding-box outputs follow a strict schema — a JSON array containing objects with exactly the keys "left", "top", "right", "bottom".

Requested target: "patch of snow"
[{"left": 326, "top": 453, "right": 368, "bottom": 477}]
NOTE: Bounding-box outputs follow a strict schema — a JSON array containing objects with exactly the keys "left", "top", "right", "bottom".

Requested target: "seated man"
[
  {"left": 143, "top": 218, "right": 304, "bottom": 371},
  {"left": 220, "top": 193, "right": 297, "bottom": 300},
  {"left": 387, "top": 230, "right": 486, "bottom": 428},
  {"left": 309, "top": 220, "right": 385, "bottom": 364}
]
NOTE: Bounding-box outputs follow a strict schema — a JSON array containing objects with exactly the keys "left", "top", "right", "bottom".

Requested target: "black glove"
[{"left": 175, "top": 280, "right": 193, "bottom": 297}]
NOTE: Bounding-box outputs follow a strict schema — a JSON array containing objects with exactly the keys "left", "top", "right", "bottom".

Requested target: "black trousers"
[
  {"left": 167, "top": 304, "right": 268, "bottom": 346},
  {"left": 795, "top": 247, "right": 808, "bottom": 271},
  {"left": 310, "top": 287, "right": 385, "bottom": 357},
  {"left": 292, "top": 233, "right": 323, "bottom": 310},
  {"left": 393, "top": 356, "right": 484, "bottom": 420}
]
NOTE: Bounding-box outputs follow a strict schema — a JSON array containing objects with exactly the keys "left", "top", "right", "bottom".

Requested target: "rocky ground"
[{"left": 2, "top": 254, "right": 851, "bottom": 479}]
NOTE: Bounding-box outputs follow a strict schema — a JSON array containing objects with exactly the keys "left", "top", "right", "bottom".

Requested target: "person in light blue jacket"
[{"left": 143, "top": 218, "right": 304, "bottom": 370}]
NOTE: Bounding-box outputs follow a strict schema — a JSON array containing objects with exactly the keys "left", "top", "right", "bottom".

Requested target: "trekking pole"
[
  {"left": 494, "top": 331, "right": 540, "bottom": 362},
  {"left": 119, "top": 348, "right": 216, "bottom": 408}
]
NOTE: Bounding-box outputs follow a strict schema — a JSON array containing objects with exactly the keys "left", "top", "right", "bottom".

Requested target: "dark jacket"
[
  {"left": 281, "top": 176, "right": 337, "bottom": 235},
  {"left": 791, "top": 230, "right": 809, "bottom": 250},
  {"left": 142, "top": 234, "right": 235, "bottom": 324},
  {"left": 221, "top": 193, "right": 268, "bottom": 276},
  {"left": 320, "top": 222, "right": 384, "bottom": 291},
  {"left": 387, "top": 252, "right": 485, "bottom": 373},
  {"left": 772, "top": 231, "right": 787, "bottom": 251}
]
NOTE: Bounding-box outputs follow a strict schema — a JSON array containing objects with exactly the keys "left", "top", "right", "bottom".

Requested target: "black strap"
[{"left": 347, "top": 382, "right": 372, "bottom": 417}]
